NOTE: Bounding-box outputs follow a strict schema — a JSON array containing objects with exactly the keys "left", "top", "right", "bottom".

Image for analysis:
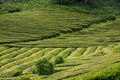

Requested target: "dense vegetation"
[
  {"left": 0, "top": 44, "right": 120, "bottom": 80},
  {"left": 4, "top": 18, "right": 120, "bottom": 47},
  {"left": 52, "top": 0, "right": 120, "bottom": 7},
  {"left": 0, "top": 0, "right": 120, "bottom": 14},
  {"left": 0, "top": 0, "right": 120, "bottom": 80},
  {"left": 36, "top": 59, "right": 54, "bottom": 75},
  {"left": 0, "top": 8, "right": 116, "bottom": 46}
]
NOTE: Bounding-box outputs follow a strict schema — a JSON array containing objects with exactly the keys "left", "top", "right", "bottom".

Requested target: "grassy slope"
[
  {"left": 0, "top": 6, "right": 116, "bottom": 45},
  {"left": 0, "top": 44, "right": 120, "bottom": 80},
  {"left": 6, "top": 17, "right": 120, "bottom": 47},
  {"left": 0, "top": 0, "right": 120, "bottom": 80},
  {"left": 0, "top": 0, "right": 119, "bottom": 46},
  {"left": 63, "top": 45, "right": 120, "bottom": 80},
  {"left": 0, "top": 0, "right": 119, "bottom": 15}
]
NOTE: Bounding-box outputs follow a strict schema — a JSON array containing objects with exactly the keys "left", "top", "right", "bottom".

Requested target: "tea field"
[
  {"left": 0, "top": 2, "right": 120, "bottom": 80},
  {"left": 4, "top": 16, "right": 120, "bottom": 47},
  {"left": 0, "top": 43, "right": 120, "bottom": 80},
  {"left": 0, "top": 9, "right": 116, "bottom": 45}
]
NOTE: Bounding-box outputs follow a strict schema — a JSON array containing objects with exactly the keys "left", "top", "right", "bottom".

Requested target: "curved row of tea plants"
[
  {"left": 0, "top": 44, "right": 120, "bottom": 80},
  {"left": 0, "top": 8, "right": 116, "bottom": 46},
  {"left": 9, "top": 17, "right": 120, "bottom": 48}
]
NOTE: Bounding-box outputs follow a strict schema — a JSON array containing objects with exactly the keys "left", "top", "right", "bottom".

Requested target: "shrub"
[
  {"left": 36, "top": 58, "right": 54, "bottom": 75},
  {"left": 8, "top": 7, "right": 21, "bottom": 13},
  {"left": 0, "top": 0, "right": 4, "bottom": 4},
  {"left": 15, "top": 76, "right": 30, "bottom": 80},
  {"left": 0, "top": 1, "right": 3, "bottom": 4},
  {"left": 32, "top": 69, "right": 37, "bottom": 74},
  {"left": 13, "top": 71, "right": 22, "bottom": 77},
  {"left": 54, "top": 56, "right": 64, "bottom": 64},
  {"left": 52, "top": 0, "right": 75, "bottom": 5},
  {"left": 52, "top": 0, "right": 118, "bottom": 8},
  {"left": 3, "top": 0, "right": 30, "bottom": 3}
]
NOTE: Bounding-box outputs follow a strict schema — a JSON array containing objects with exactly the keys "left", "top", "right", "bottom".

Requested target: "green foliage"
[
  {"left": 0, "top": 0, "right": 119, "bottom": 15},
  {"left": 15, "top": 76, "right": 30, "bottom": 80},
  {"left": 54, "top": 56, "right": 64, "bottom": 64},
  {"left": 87, "top": 64, "right": 120, "bottom": 80},
  {"left": 0, "top": 7, "right": 107, "bottom": 44},
  {"left": 52, "top": 0, "right": 75, "bottom": 5},
  {"left": 0, "top": 0, "right": 4, "bottom": 4},
  {"left": 36, "top": 58, "right": 54, "bottom": 75},
  {"left": 13, "top": 71, "right": 22, "bottom": 77},
  {"left": 0, "top": 2, "right": 22, "bottom": 14},
  {"left": 8, "top": 7, "right": 21, "bottom": 13},
  {"left": 52, "top": 0, "right": 120, "bottom": 8},
  {"left": 32, "top": 69, "right": 37, "bottom": 74},
  {"left": 2, "top": 0, "right": 30, "bottom": 3}
]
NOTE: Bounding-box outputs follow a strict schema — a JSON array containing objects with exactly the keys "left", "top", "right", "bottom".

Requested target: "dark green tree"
[{"left": 36, "top": 58, "right": 54, "bottom": 75}]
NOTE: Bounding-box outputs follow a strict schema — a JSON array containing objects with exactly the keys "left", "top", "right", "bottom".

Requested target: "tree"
[{"left": 36, "top": 59, "right": 54, "bottom": 75}]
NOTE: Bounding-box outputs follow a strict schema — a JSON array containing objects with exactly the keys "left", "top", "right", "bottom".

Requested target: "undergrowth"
[{"left": 0, "top": 0, "right": 120, "bottom": 15}]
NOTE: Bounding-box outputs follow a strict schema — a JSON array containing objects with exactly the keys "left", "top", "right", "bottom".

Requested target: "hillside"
[
  {"left": 3, "top": 16, "right": 119, "bottom": 47},
  {"left": 0, "top": 0, "right": 120, "bottom": 15},
  {"left": 0, "top": 0, "right": 120, "bottom": 80},
  {"left": 0, "top": 44, "right": 120, "bottom": 80}
]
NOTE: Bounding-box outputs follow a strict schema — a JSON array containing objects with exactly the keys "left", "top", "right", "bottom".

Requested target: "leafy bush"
[
  {"left": 52, "top": 0, "right": 75, "bottom": 5},
  {"left": 15, "top": 76, "right": 30, "bottom": 80},
  {"left": 83, "top": 63, "right": 120, "bottom": 80},
  {"left": 32, "top": 69, "right": 37, "bottom": 74},
  {"left": 36, "top": 58, "right": 54, "bottom": 75},
  {"left": 54, "top": 56, "right": 64, "bottom": 64},
  {"left": 52, "top": 0, "right": 119, "bottom": 8},
  {"left": 13, "top": 71, "right": 22, "bottom": 77},
  {"left": 85, "top": 0, "right": 100, "bottom": 8},
  {"left": 8, "top": 7, "right": 21, "bottom": 13},
  {"left": 90, "top": 72, "right": 120, "bottom": 80},
  {"left": 0, "top": 1, "right": 3, "bottom": 4},
  {"left": 0, "top": 6, "right": 2, "bottom": 11},
  {"left": 3, "top": 0, "right": 30, "bottom": 3}
]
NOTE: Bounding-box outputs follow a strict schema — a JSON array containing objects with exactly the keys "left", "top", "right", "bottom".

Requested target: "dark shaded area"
[{"left": 52, "top": 0, "right": 120, "bottom": 8}]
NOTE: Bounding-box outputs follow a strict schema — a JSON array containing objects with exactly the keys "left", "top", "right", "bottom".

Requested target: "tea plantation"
[
  {"left": 0, "top": 44, "right": 120, "bottom": 80},
  {"left": 0, "top": 9, "right": 116, "bottom": 45},
  {"left": 0, "top": 0, "right": 120, "bottom": 80},
  {"left": 6, "top": 16, "right": 120, "bottom": 47}
]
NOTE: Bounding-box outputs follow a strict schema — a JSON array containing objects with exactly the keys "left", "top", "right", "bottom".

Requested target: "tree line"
[{"left": 52, "top": 0, "right": 120, "bottom": 8}]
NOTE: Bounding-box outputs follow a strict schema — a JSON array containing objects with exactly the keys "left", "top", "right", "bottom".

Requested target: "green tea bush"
[
  {"left": 0, "top": 0, "right": 3, "bottom": 4},
  {"left": 13, "top": 71, "right": 22, "bottom": 77},
  {"left": 52, "top": 0, "right": 119, "bottom": 8},
  {"left": 36, "top": 58, "right": 54, "bottom": 75},
  {"left": 53, "top": 0, "right": 92, "bottom": 5},
  {"left": 32, "top": 69, "right": 37, "bottom": 74},
  {"left": 0, "top": 5, "right": 2, "bottom": 8},
  {"left": 86, "top": 0, "right": 100, "bottom": 8},
  {"left": 52, "top": 0, "right": 75, "bottom": 5},
  {"left": 88, "top": 63, "right": 120, "bottom": 80},
  {"left": 90, "top": 72, "right": 120, "bottom": 80},
  {"left": 54, "top": 56, "right": 64, "bottom": 64},
  {"left": 3, "top": 0, "right": 30, "bottom": 3},
  {"left": 8, "top": 7, "right": 21, "bottom": 13},
  {"left": 15, "top": 76, "right": 30, "bottom": 80}
]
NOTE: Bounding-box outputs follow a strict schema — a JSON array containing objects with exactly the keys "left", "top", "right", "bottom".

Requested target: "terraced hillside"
[
  {"left": 5, "top": 16, "right": 120, "bottom": 47},
  {"left": 0, "top": 1, "right": 120, "bottom": 80},
  {"left": 0, "top": 9, "right": 116, "bottom": 45},
  {"left": 0, "top": 44, "right": 120, "bottom": 80}
]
